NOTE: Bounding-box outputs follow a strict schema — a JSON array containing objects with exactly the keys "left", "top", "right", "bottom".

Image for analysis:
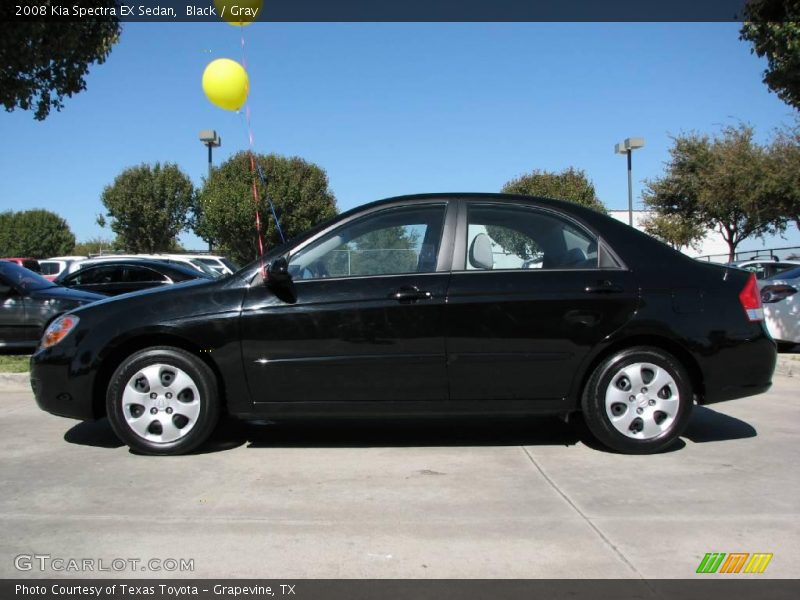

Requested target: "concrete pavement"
[{"left": 0, "top": 375, "right": 797, "bottom": 579}]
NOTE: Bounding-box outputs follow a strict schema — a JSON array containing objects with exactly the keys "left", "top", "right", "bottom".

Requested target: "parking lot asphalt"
[{"left": 0, "top": 375, "right": 797, "bottom": 580}]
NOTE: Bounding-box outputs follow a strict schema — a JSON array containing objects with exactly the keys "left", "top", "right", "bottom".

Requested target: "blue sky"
[{"left": 1, "top": 22, "right": 798, "bottom": 251}]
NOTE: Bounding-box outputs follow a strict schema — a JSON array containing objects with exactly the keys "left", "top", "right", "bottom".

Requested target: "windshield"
[
  {"left": 0, "top": 261, "right": 55, "bottom": 292},
  {"left": 187, "top": 259, "right": 224, "bottom": 278}
]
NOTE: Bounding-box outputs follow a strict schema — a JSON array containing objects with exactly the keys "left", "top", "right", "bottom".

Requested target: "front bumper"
[{"left": 30, "top": 347, "right": 98, "bottom": 421}]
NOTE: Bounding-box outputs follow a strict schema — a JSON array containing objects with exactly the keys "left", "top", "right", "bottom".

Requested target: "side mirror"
[{"left": 266, "top": 257, "right": 291, "bottom": 287}]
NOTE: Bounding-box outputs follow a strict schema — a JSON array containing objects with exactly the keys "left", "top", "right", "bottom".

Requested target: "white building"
[{"left": 608, "top": 210, "right": 800, "bottom": 263}]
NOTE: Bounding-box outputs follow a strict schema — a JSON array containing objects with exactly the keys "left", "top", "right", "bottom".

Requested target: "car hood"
[
  {"left": 29, "top": 286, "right": 105, "bottom": 303},
  {"left": 72, "top": 277, "right": 217, "bottom": 312}
]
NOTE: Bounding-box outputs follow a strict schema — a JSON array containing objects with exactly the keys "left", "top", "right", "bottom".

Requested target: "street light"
[
  {"left": 614, "top": 137, "right": 645, "bottom": 226},
  {"left": 199, "top": 129, "right": 221, "bottom": 178}
]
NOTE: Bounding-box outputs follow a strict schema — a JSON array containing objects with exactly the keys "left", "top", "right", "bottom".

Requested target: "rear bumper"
[
  {"left": 30, "top": 348, "right": 97, "bottom": 421},
  {"left": 698, "top": 333, "right": 776, "bottom": 405}
]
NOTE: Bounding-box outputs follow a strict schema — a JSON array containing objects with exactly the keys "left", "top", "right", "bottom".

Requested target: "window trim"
[
  {"left": 452, "top": 200, "right": 626, "bottom": 273},
  {"left": 285, "top": 202, "right": 454, "bottom": 283}
]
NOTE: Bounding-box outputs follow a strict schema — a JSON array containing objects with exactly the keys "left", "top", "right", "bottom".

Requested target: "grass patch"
[{"left": 0, "top": 355, "right": 30, "bottom": 373}]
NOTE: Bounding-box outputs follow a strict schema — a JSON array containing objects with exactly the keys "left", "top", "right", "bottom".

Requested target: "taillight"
[
  {"left": 739, "top": 273, "right": 764, "bottom": 321},
  {"left": 761, "top": 284, "right": 797, "bottom": 304}
]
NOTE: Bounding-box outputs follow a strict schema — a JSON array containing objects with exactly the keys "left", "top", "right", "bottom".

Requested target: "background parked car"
[
  {"left": 39, "top": 255, "right": 87, "bottom": 281},
  {"left": 0, "top": 261, "right": 104, "bottom": 352},
  {"left": 759, "top": 266, "right": 800, "bottom": 348},
  {"left": 167, "top": 254, "right": 239, "bottom": 275},
  {"left": 55, "top": 258, "right": 212, "bottom": 296},
  {"left": 63, "top": 254, "right": 223, "bottom": 279},
  {"left": 1, "top": 257, "right": 41, "bottom": 273},
  {"left": 731, "top": 258, "right": 800, "bottom": 280}
]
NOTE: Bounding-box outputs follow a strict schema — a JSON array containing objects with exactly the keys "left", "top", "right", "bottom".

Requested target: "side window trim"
[
  {"left": 454, "top": 201, "right": 624, "bottom": 272},
  {"left": 287, "top": 202, "right": 450, "bottom": 281}
]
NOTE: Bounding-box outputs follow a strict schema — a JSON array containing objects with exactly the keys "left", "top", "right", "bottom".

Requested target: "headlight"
[{"left": 40, "top": 315, "right": 80, "bottom": 349}]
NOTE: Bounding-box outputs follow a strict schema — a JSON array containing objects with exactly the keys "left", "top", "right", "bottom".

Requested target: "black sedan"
[
  {"left": 31, "top": 194, "right": 776, "bottom": 455},
  {"left": 55, "top": 258, "right": 212, "bottom": 296},
  {"left": 0, "top": 261, "right": 104, "bottom": 352}
]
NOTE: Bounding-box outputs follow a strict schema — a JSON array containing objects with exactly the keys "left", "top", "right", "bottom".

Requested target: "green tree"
[
  {"left": 643, "top": 125, "right": 784, "bottom": 262},
  {"left": 100, "top": 163, "right": 195, "bottom": 253},
  {"left": 740, "top": 1, "right": 800, "bottom": 111},
  {"left": 501, "top": 167, "right": 607, "bottom": 213},
  {"left": 641, "top": 212, "right": 706, "bottom": 252},
  {"left": 350, "top": 227, "right": 420, "bottom": 276},
  {"left": 767, "top": 122, "right": 800, "bottom": 230},
  {"left": 195, "top": 152, "right": 338, "bottom": 265},
  {"left": 0, "top": 9, "right": 121, "bottom": 120},
  {"left": 73, "top": 237, "right": 119, "bottom": 256},
  {"left": 0, "top": 209, "right": 75, "bottom": 257}
]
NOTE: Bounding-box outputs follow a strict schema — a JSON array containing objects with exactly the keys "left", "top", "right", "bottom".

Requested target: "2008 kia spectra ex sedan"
[{"left": 31, "top": 194, "right": 776, "bottom": 455}]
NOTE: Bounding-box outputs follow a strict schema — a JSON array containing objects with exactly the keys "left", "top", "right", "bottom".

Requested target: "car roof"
[{"left": 66, "top": 258, "right": 209, "bottom": 276}]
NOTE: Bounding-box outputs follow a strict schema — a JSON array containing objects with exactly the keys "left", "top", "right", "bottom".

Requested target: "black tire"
[
  {"left": 581, "top": 346, "right": 693, "bottom": 454},
  {"left": 106, "top": 346, "right": 220, "bottom": 455}
]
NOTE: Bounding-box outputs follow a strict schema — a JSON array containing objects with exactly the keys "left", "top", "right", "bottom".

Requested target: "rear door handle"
[
  {"left": 390, "top": 286, "right": 433, "bottom": 303},
  {"left": 585, "top": 280, "right": 624, "bottom": 294}
]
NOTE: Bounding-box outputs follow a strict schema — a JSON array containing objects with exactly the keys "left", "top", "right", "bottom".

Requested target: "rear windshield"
[{"left": 0, "top": 261, "right": 54, "bottom": 291}]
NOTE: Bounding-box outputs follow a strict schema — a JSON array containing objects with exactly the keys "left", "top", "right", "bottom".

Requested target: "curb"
[
  {"left": 775, "top": 354, "right": 799, "bottom": 378},
  {"left": 0, "top": 372, "right": 31, "bottom": 390}
]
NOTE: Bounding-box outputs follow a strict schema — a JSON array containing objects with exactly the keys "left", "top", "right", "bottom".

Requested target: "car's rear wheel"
[
  {"left": 106, "top": 346, "right": 219, "bottom": 455},
  {"left": 581, "top": 347, "right": 693, "bottom": 454}
]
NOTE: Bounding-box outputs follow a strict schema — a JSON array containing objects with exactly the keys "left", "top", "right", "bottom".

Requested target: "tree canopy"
[
  {"left": 501, "top": 167, "right": 607, "bottom": 214},
  {"left": 100, "top": 163, "right": 195, "bottom": 253},
  {"left": 195, "top": 152, "right": 338, "bottom": 266},
  {"left": 740, "top": 0, "right": 800, "bottom": 111},
  {"left": 494, "top": 167, "right": 606, "bottom": 258},
  {"left": 0, "top": 209, "right": 75, "bottom": 258},
  {"left": 641, "top": 212, "right": 706, "bottom": 252},
  {"left": 642, "top": 124, "right": 798, "bottom": 261},
  {"left": 1, "top": 13, "right": 120, "bottom": 120}
]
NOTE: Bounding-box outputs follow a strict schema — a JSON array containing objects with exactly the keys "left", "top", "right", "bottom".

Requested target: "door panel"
[
  {"left": 0, "top": 287, "right": 31, "bottom": 346},
  {"left": 446, "top": 270, "right": 638, "bottom": 401},
  {"left": 241, "top": 274, "right": 449, "bottom": 403},
  {"left": 445, "top": 201, "right": 639, "bottom": 402},
  {"left": 241, "top": 202, "right": 453, "bottom": 404}
]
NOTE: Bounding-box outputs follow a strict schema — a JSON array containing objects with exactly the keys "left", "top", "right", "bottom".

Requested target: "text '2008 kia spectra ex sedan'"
[{"left": 30, "top": 194, "right": 776, "bottom": 455}]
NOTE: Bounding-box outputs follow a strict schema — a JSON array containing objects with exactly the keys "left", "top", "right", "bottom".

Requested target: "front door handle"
[
  {"left": 585, "top": 280, "right": 624, "bottom": 294},
  {"left": 390, "top": 286, "right": 433, "bottom": 303}
]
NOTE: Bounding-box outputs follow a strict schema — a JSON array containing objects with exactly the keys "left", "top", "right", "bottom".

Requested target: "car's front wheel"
[
  {"left": 581, "top": 347, "right": 693, "bottom": 454},
  {"left": 106, "top": 346, "right": 220, "bottom": 455}
]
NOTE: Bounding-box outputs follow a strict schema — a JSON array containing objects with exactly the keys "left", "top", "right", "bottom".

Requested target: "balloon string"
[{"left": 239, "top": 26, "right": 286, "bottom": 266}]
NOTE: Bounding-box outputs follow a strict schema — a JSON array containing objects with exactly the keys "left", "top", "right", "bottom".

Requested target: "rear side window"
[
  {"left": 125, "top": 266, "right": 169, "bottom": 283},
  {"left": 22, "top": 260, "right": 40, "bottom": 272},
  {"left": 40, "top": 262, "right": 61, "bottom": 276},
  {"left": 67, "top": 265, "right": 123, "bottom": 285},
  {"left": 463, "top": 204, "right": 599, "bottom": 271}
]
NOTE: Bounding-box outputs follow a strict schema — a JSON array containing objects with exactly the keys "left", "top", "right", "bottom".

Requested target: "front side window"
[
  {"left": 464, "top": 204, "right": 598, "bottom": 271},
  {"left": 288, "top": 205, "right": 446, "bottom": 280}
]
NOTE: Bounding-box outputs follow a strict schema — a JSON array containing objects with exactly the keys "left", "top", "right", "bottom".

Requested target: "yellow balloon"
[
  {"left": 214, "top": 0, "right": 263, "bottom": 26},
  {"left": 202, "top": 58, "right": 249, "bottom": 111}
]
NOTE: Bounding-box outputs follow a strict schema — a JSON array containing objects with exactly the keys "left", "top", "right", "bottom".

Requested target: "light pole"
[
  {"left": 199, "top": 130, "right": 221, "bottom": 252},
  {"left": 199, "top": 130, "right": 221, "bottom": 178},
  {"left": 614, "top": 137, "right": 645, "bottom": 226}
]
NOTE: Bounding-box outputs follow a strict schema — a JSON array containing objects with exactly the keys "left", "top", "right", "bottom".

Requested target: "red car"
[{"left": 1, "top": 258, "right": 41, "bottom": 273}]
